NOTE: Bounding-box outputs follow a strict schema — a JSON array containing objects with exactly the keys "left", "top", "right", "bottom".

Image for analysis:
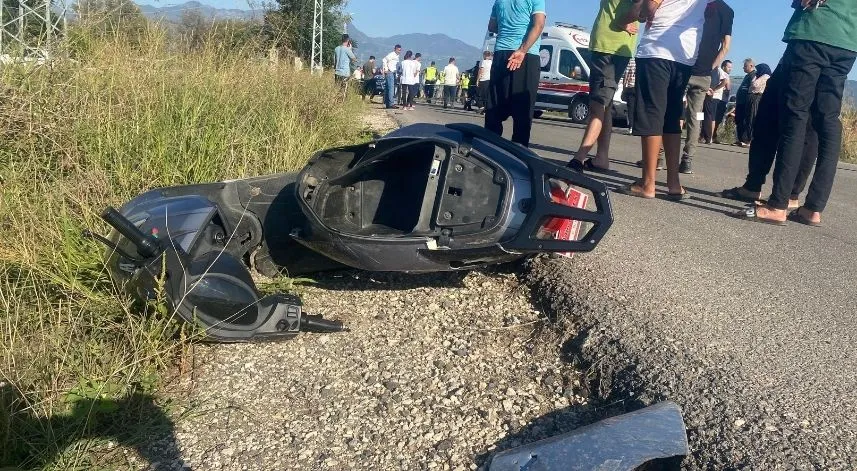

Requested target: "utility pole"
[
  {"left": 1, "top": 0, "right": 71, "bottom": 57},
  {"left": 310, "top": 0, "right": 324, "bottom": 74}
]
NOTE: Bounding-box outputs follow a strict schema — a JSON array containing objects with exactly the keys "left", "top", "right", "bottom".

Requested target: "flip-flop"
[
  {"left": 665, "top": 188, "right": 690, "bottom": 202},
  {"left": 787, "top": 210, "right": 822, "bottom": 227},
  {"left": 583, "top": 159, "right": 611, "bottom": 173},
  {"left": 732, "top": 205, "right": 786, "bottom": 226},
  {"left": 615, "top": 184, "right": 655, "bottom": 199},
  {"left": 719, "top": 187, "right": 761, "bottom": 203},
  {"left": 568, "top": 158, "right": 609, "bottom": 173}
]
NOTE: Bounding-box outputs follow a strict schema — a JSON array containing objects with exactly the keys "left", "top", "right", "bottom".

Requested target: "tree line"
[{"left": 1, "top": 0, "right": 349, "bottom": 66}]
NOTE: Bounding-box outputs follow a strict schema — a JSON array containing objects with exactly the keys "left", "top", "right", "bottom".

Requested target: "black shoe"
[
  {"left": 636, "top": 158, "right": 665, "bottom": 170},
  {"left": 679, "top": 159, "right": 693, "bottom": 174},
  {"left": 567, "top": 159, "right": 585, "bottom": 172}
]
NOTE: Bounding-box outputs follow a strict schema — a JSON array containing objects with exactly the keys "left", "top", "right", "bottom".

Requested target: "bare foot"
[
  {"left": 797, "top": 207, "right": 822, "bottom": 224},
  {"left": 755, "top": 206, "right": 787, "bottom": 223},
  {"left": 631, "top": 183, "right": 656, "bottom": 199},
  {"left": 788, "top": 199, "right": 800, "bottom": 210}
]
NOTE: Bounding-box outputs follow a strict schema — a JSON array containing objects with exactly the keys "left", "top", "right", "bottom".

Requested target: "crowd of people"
[
  {"left": 333, "top": 38, "right": 495, "bottom": 112},
  {"left": 334, "top": 0, "right": 856, "bottom": 226}
]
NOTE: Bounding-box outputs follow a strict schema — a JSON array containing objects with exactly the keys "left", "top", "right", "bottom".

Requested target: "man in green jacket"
[{"left": 740, "top": 0, "right": 857, "bottom": 226}]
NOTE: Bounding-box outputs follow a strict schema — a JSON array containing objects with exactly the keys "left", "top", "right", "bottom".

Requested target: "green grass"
[{"left": 0, "top": 25, "right": 363, "bottom": 469}]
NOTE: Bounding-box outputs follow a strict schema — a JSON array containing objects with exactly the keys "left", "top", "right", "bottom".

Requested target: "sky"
[{"left": 136, "top": 0, "right": 856, "bottom": 79}]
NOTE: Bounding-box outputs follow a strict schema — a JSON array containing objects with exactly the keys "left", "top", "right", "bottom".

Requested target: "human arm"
[
  {"left": 749, "top": 75, "right": 769, "bottom": 94},
  {"left": 615, "top": 0, "right": 645, "bottom": 34},
  {"left": 711, "top": 35, "right": 731, "bottom": 70},
  {"left": 382, "top": 55, "right": 389, "bottom": 75},
  {"left": 641, "top": 0, "right": 663, "bottom": 21},
  {"left": 347, "top": 48, "right": 357, "bottom": 64},
  {"left": 507, "top": 12, "right": 546, "bottom": 71},
  {"left": 488, "top": 17, "right": 498, "bottom": 34}
]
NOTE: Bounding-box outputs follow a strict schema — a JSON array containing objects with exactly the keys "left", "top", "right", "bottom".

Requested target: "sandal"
[
  {"left": 719, "top": 187, "right": 760, "bottom": 203},
  {"left": 568, "top": 158, "right": 609, "bottom": 173},
  {"left": 732, "top": 205, "right": 786, "bottom": 226},
  {"left": 665, "top": 188, "right": 690, "bottom": 202},
  {"left": 615, "top": 184, "right": 655, "bottom": 199},
  {"left": 787, "top": 210, "right": 821, "bottom": 227}
]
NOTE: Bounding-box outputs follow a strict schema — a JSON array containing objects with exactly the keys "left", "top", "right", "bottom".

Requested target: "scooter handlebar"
[{"left": 101, "top": 206, "right": 161, "bottom": 258}]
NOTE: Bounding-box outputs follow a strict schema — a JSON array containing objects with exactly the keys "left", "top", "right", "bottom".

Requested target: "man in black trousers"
[
  {"left": 484, "top": 0, "right": 546, "bottom": 148},
  {"left": 733, "top": 0, "right": 857, "bottom": 226}
]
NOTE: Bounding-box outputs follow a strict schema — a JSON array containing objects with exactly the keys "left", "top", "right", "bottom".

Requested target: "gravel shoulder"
[{"left": 162, "top": 269, "right": 594, "bottom": 471}]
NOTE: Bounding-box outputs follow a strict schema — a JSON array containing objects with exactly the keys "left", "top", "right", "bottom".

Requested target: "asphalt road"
[{"left": 392, "top": 103, "right": 857, "bottom": 469}]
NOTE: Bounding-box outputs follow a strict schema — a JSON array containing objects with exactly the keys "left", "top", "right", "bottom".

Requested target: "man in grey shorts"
[
  {"left": 681, "top": 0, "right": 733, "bottom": 174},
  {"left": 568, "top": 0, "right": 638, "bottom": 172}
]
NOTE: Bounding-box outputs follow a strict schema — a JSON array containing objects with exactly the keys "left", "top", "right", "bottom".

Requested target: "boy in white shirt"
[
  {"left": 442, "top": 58, "right": 460, "bottom": 109},
  {"left": 619, "top": 0, "right": 707, "bottom": 200},
  {"left": 400, "top": 52, "right": 422, "bottom": 110},
  {"left": 477, "top": 51, "right": 493, "bottom": 112}
]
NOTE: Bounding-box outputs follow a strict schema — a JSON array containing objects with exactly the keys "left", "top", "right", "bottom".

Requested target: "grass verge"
[{"left": 0, "top": 26, "right": 363, "bottom": 469}]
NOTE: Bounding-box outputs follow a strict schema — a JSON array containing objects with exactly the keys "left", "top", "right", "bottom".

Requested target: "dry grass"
[
  {"left": 840, "top": 107, "right": 857, "bottom": 164},
  {"left": 0, "top": 25, "right": 363, "bottom": 469}
]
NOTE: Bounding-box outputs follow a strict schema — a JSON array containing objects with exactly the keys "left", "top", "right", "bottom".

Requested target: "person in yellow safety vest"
[
  {"left": 460, "top": 73, "right": 472, "bottom": 110},
  {"left": 424, "top": 62, "right": 438, "bottom": 103}
]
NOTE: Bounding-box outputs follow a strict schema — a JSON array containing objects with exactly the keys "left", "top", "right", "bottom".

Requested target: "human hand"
[
  {"left": 707, "top": 89, "right": 714, "bottom": 96},
  {"left": 799, "top": 0, "right": 826, "bottom": 9},
  {"left": 624, "top": 22, "right": 639, "bottom": 35},
  {"left": 507, "top": 50, "right": 526, "bottom": 71}
]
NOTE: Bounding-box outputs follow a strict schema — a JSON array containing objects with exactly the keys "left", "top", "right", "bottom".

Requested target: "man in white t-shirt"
[
  {"left": 382, "top": 44, "right": 402, "bottom": 109},
  {"left": 618, "top": 0, "right": 707, "bottom": 201},
  {"left": 400, "top": 52, "right": 422, "bottom": 110},
  {"left": 704, "top": 59, "right": 732, "bottom": 143},
  {"left": 477, "top": 51, "right": 493, "bottom": 112},
  {"left": 442, "top": 58, "right": 460, "bottom": 109}
]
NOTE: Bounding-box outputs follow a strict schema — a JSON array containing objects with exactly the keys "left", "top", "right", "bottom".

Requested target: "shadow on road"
[
  {"left": 1, "top": 384, "right": 185, "bottom": 470},
  {"left": 581, "top": 170, "right": 748, "bottom": 217},
  {"left": 306, "top": 269, "right": 470, "bottom": 292}
]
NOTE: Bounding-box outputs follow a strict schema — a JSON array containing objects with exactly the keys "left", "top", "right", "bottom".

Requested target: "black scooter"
[{"left": 91, "top": 123, "right": 613, "bottom": 342}]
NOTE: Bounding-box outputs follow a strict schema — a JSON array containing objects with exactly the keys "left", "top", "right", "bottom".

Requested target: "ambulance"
[{"left": 483, "top": 23, "right": 599, "bottom": 124}]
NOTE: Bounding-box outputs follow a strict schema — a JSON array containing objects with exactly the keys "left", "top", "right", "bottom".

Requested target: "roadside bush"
[{"left": 0, "top": 23, "right": 362, "bottom": 469}]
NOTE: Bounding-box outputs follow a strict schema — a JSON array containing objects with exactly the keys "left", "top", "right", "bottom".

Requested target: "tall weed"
[{"left": 0, "top": 24, "right": 362, "bottom": 469}]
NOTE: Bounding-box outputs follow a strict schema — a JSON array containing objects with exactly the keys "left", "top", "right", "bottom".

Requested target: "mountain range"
[
  {"left": 134, "top": 3, "right": 482, "bottom": 67},
  {"left": 136, "top": 1, "right": 259, "bottom": 22},
  {"left": 346, "top": 23, "right": 483, "bottom": 70}
]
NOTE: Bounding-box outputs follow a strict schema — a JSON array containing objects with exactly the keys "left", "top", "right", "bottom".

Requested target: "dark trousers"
[
  {"left": 477, "top": 80, "right": 490, "bottom": 108},
  {"left": 743, "top": 94, "right": 763, "bottom": 143},
  {"left": 398, "top": 83, "right": 407, "bottom": 105},
  {"left": 404, "top": 84, "right": 418, "bottom": 106},
  {"left": 425, "top": 80, "right": 436, "bottom": 101},
  {"left": 744, "top": 65, "right": 821, "bottom": 199},
  {"left": 624, "top": 87, "right": 636, "bottom": 131},
  {"left": 443, "top": 85, "right": 456, "bottom": 108},
  {"left": 766, "top": 40, "right": 857, "bottom": 211},
  {"left": 485, "top": 50, "right": 540, "bottom": 147}
]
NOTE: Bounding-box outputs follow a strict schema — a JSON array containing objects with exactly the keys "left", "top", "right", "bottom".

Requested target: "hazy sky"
[{"left": 136, "top": 0, "right": 856, "bottom": 79}]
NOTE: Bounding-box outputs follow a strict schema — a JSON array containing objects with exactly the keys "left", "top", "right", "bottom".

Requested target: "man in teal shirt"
[
  {"left": 739, "top": 0, "right": 857, "bottom": 226},
  {"left": 568, "top": 0, "right": 639, "bottom": 172},
  {"left": 484, "top": 0, "right": 546, "bottom": 147}
]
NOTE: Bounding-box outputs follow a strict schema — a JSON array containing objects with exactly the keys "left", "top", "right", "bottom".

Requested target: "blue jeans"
[{"left": 385, "top": 73, "right": 396, "bottom": 108}]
